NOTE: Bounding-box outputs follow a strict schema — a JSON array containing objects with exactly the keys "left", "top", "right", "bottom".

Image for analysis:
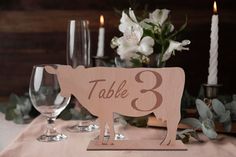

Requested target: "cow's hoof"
[
  {"left": 107, "top": 140, "right": 114, "bottom": 145},
  {"left": 160, "top": 139, "right": 176, "bottom": 146},
  {"left": 96, "top": 140, "right": 104, "bottom": 145},
  {"left": 160, "top": 139, "right": 170, "bottom": 146}
]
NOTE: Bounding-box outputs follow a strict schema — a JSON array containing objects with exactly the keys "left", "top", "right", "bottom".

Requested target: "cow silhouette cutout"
[{"left": 45, "top": 65, "right": 185, "bottom": 146}]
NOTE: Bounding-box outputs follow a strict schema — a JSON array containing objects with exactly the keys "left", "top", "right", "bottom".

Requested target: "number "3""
[{"left": 131, "top": 70, "right": 163, "bottom": 112}]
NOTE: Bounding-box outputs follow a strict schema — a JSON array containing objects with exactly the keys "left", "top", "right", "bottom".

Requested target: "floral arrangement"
[{"left": 111, "top": 8, "right": 191, "bottom": 67}]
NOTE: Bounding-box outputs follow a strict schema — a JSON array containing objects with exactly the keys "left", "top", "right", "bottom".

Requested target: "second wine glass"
[
  {"left": 66, "top": 19, "right": 98, "bottom": 132},
  {"left": 29, "top": 64, "right": 71, "bottom": 142}
]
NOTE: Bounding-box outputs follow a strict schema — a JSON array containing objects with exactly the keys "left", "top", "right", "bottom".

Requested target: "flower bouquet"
[{"left": 111, "top": 8, "right": 191, "bottom": 68}]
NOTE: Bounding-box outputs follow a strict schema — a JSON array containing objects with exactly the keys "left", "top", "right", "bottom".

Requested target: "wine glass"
[
  {"left": 67, "top": 19, "right": 91, "bottom": 67},
  {"left": 66, "top": 19, "right": 98, "bottom": 132},
  {"left": 29, "top": 64, "right": 71, "bottom": 142}
]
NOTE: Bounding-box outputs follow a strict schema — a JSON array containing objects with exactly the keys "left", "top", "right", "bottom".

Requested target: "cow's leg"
[
  {"left": 161, "top": 108, "right": 180, "bottom": 146},
  {"left": 98, "top": 118, "right": 106, "bottom": 145},
  {"left": 153, "top": 110, "right": 168, "bottom": 145},
  {"left": 107, "top": 115, "right": 115, "bottom": 145}
]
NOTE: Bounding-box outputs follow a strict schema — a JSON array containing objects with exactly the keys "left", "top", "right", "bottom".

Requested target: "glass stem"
[{"left": 45, "top": 117, "right": 58, "bottom": 136}]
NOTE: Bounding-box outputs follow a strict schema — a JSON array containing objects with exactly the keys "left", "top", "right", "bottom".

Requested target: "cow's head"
[{"left": 45, "top": 65, "right": 84, "bottom": 98}]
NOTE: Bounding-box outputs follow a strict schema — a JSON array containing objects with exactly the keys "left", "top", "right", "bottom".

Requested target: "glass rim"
[
  {"left": 32, "top": 64, "right": 60, "bottom": 69},
  {"left": 68, "top": 19, "right": 89, "bottom": 22}
]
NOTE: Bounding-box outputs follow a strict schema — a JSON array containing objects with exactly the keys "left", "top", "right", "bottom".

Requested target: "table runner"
[{"left": 1, "top": 115, "right": 236, "bottom": 157}]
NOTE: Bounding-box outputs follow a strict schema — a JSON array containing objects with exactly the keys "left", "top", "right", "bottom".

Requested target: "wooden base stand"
[{"left": 87, "top": 140, "right": 187, "bottom": 151}]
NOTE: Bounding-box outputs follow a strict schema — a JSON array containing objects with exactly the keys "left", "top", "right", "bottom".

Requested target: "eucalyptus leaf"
[
  {"left": 0, "top": 103, "right": 6, "bottom": 113},
  {"left": 207, "top": 110, "right": 213, "bottom": 120},
  {"left": 202, "top": 119, "right": 217, "bottom": 139},
  {"left": 196, "top": 99, "right": 212, "bottom": 120},
  {"left": 177, "top": 133, "right": 190, "bottom": 143},
  {"left": 9, "top": 93, "right": 20, "bottom": 106},
  {"left": 212, "top": 99, "right": 226, "bottom": 116},
  {"left": 177, "top": 129, "right": 203, "bottom": 143},
  {"left": 225, "top": 103, "right": 232, "bottom": 111},
  {"left": 179, "top": 128, "right": 195, "bottom": 133},
  {"left": 13, "top": 116, "right": 24, "bottom": 124},
  {"left": 225, "top": 97, "right": 236, "bottom": 120},
  {"left": 233, "top": 95, "right": 236, "bottom": 101},
  {"left": 189, "top": 131, "right": 203, "bottom": 142},
  {"left": 219, "top": 110, "right": 231, "bottom": 123},
  {"left": 181, "top": 118, "right": 202, "bottom": 129},
  {"left": 5, "top": 109, "right": 16, "bottom": 120},
  {"left": 59, "top": 108, "right": 72, "bottom": 120},
  {"left": 223, "top": 121, "right": 232, "bottom": 132},
  {"left": 124, "top": 116, "right": 148, "bottom": 127}
]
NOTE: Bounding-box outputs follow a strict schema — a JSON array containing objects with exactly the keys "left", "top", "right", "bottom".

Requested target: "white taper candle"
[
  {"left": 96, "top": 15, "right": 105, "bottom": 57},
  {"left": 208, "top": 2, "right": 219, "bottom": 85}
]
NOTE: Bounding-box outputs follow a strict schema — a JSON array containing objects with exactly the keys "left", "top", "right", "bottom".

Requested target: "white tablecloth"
[
  {"left": 0, "top": 113, "right": 27, "bottom": 151},
  {"left": 1, "top": 115, "right": 236, "bottom": 157}
]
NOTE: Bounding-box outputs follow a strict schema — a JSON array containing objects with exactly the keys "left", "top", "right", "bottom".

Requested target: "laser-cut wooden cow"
[{"left": 46, "top": 65, "right": 185, "bottom": 146}]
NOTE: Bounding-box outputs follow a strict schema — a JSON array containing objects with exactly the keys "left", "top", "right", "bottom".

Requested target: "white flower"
[
  {"left": 149, "top": 9, "right": 170, "bottom": 26},
  {"left": 140, "top": 9, "right": 173, "bottom": 32},
  {"left": 118, "top": 9, "right": 139, "bottom": 34},
  {"left": 162, "top": 40, "right": 191, "bottom": 61},
  {"left": 115, "top": 9, "right": 154, "bottom": 60},
  {"left": 138, "top": 37, "right": 154, "bottom": 56}
]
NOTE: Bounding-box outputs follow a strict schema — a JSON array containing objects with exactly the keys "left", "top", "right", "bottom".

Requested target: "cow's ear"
[{"left": 45, "top": 66, "right": 57, "bottom": 74}]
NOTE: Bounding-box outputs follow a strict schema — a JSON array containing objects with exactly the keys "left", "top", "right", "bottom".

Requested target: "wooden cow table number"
[{"left": 46, "top": 65, "right": 187, "bottom": 151}]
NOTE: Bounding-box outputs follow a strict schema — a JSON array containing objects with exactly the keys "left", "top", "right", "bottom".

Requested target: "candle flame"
[
  {"left": 213, "top": 1, "right": 217, "bottom": 14},
  {"left": 100, "top": 15, "right": 104, "bottom": 27}
]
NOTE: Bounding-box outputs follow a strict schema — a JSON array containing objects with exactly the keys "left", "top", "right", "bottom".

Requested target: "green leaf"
[
  {"left": 219, "top": 111, "right": 231, "bottom": 123},
  {"left": 212, "top": 99, "right": 226, "bottom": 116},
  {"left": 59, "top": 109, "right": 72, "bottom": 120},
  {"left": 169, "top": 16, "right": 188, "bottom": 39},
  {"left": 5, "top": 109, "right": 16, "bottom": 120},
  {"left": 124, "top": 116, "right": 148, "bottom": 127},
  {"left": 202, "top": 119, "right": 217, "bottom": 139},
  {"left": 115, "top": 57, "right": 129, "bottom": 67},
  {"left": 196, "top": 99, "right": 212, "bottom": 120},
  {"left": 13, "top": 116, "right": 24, "bottom": 124},
  {"left": 161, "top": 22, "right": 173, "bottom": 38},
  {"left": 189, "top": 131, "right": 203, "bottom": 142},
  {"left": 233, "top": 95, "right": 236, "bottom": 101},
  {"left": 223, "top": 121, "right": 232, "bottom": 132},
  {"left": 9, "top": 93, "right": 20, "bottom": 106},
  {"left": 0, "top": 103, "right": 7, "bottom": 113},
  {"left": 130, "top": 58, "right": 143, "bottom": 67},
  {"left": 181, "top": 118, "right": 202, "bottom": 129}
]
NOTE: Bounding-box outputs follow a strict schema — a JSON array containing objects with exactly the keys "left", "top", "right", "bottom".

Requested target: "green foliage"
[
  {"left": 124, "top": 115, "right": 148, "bottom": 127},
  {"left": 181, "top": 97, "right": 234, "bottom": 142},
  {"left": 115, "top": 57, "right": 129, "bottom": 68},
  {"left": 1, "top": 93, "right": 33, "bottom": 124},
  {"left": 130, "top": 58, "right": 143, "bottom": 67},
  {"left": 177, "top": 129, "right": 203, "bottom": 143}
]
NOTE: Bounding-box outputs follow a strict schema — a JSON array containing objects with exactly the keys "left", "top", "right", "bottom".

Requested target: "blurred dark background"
[{"left": 0, "top": 0, "right": 235, "bottom": 97}]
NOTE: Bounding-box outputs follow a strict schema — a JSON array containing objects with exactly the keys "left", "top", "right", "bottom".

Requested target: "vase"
[{"left": 155, "top": 53, "right": 166, "bottom": 68}]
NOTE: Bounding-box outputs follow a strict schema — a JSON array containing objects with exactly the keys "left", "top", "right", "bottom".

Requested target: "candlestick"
[
  {"left": 208, "top": 1, "right": 219, "bottom": 85},
  {"left": 96, "top": 15, "right": 105, "bottom": 57}
]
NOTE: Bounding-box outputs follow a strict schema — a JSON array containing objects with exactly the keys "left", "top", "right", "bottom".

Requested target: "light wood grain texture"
[
  {"left": 87, "top": 140, "right": 187, "bottom": 151},
  {"left": 46, "top": 65, "right": 185, "bottom": 149}
]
